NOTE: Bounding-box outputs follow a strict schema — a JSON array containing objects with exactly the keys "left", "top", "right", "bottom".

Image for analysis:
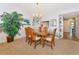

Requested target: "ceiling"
[
  {"left": 62, "top": 11, "right": 79, "bottom": 19},
  {"left": 0, "top": 3, "right": 79, "bottom": 18}
]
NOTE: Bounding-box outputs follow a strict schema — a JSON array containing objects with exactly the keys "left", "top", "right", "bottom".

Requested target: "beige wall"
[
  {"left": 75, "top": 16, "right": 79, "bottom": 39},
  {"left": 64, "top": 20, "right": 70, "bottom": 32}
]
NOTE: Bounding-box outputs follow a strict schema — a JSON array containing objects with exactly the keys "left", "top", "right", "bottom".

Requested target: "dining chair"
[
  {"left": 39, "top": 25, "right": 48, "bottom": 33},
  {"left": 30, "top": 29, "right": 41, "bottom": 48},
  {"left": 25, "top": 27, "right": 32, "bottom": 44},
  {"left": 25, "top": 27, "right": 28, "bottom": 42},
  {"left": 25, "top": 27, "right": 41, "bottom": 48},
  {"left": 43, "top": 28, "right": 56, "bottom": 49}
]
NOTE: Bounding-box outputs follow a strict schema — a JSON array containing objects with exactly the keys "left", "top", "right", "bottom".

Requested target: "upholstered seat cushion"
[
  {"left": 45, "top": 37, "right": 52, "bottom": 41},
  {"left": 35, "top": 36, "right": 41, "bottom": 40},
  {"left": 28, "top": 35, "right": 31, "bottom": 38}
]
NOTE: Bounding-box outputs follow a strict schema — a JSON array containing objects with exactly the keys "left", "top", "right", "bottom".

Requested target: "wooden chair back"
[
  {"left": 51, "top": 28, "right": 56, "bottom": 42},
  {"left": 25, "top": 27, "right": 34, "bottom": 38}
]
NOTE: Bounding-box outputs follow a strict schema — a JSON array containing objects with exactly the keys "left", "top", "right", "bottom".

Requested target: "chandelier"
[{"left": 33, "top": 3, "right": 42, "bottom": 20}]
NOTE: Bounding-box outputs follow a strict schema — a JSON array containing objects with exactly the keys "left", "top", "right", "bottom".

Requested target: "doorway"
[{"left": 63, "top": 17, "right": 76, "bottom": 39}]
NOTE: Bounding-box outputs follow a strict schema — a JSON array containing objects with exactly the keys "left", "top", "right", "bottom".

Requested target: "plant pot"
[{"left": 7, "top": 36, "right": 14, "bottom": 43}]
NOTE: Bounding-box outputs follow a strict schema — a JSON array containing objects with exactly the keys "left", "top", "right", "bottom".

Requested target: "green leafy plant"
[{"left": 1, "top": 11, "right": 23, "bottom": 37}]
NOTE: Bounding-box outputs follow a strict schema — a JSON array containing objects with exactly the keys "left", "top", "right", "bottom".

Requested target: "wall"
[
  {"left": 75, "top": 16, "right": 79, "bottom": 39},
  {"left": 64, "top": 20, "right": 70, "bottom": 32}
]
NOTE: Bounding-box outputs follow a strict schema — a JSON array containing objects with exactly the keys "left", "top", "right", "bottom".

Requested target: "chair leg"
[
  {"left": 26, "top": 36, "right": 28, "bottom": 42},
  {"left": 26, "top": 39, "right": 27, "bottom": 42},
  {"left": 28, "top": 40, "right": 30, "bottom": 44},
  {"left": 30, "top": 40, "right": 32, "bottom": 46},
  {"left": 28, "top": 39, "right": 31, "bottom": 45},
  {"left": 51, "top": 44, "right": 53, "bottom": 49},
  {"left": 40, "top": 40, "right": 41, "bottom": 44},
  {"left": 34, "top": 42, "right": 36, "bottom": 49},
  {"left": 53, "top": 41, "right": 55, "bottom": 46},
  {"left": 42, "top": 40, "right": 45, "bottom": 48}
]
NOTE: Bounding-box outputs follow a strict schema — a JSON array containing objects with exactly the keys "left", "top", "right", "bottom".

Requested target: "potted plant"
[{"left": 1, "top": 11, "right": 23, "bottom": 43}]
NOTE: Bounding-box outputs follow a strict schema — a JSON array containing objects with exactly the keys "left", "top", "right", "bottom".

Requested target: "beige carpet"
[{"left": 0, "top": 37, "right": 79, "bottom": 55}]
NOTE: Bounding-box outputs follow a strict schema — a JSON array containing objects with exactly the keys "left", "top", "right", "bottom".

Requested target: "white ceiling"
[
  {"left": 63, "top": 11, "right": 79, "bottom": 19},
  {"left": 0, "top": 3, "right": 79, "bottom": 18},
  {"left": 17, "top": 3, "right": 79, "bottom": 16}
]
